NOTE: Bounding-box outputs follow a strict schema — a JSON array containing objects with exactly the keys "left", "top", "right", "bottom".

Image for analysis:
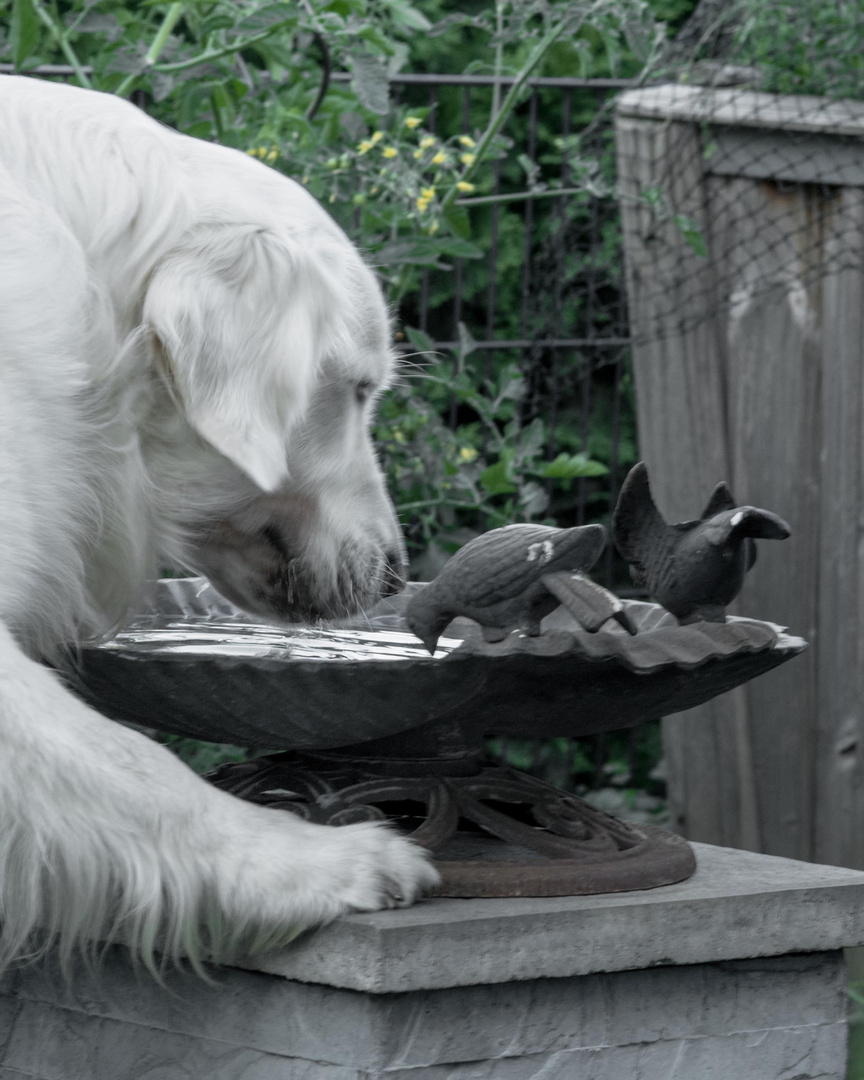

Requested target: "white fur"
[{"left": 0, "top": 75, "right": 437, "bottom": 975}]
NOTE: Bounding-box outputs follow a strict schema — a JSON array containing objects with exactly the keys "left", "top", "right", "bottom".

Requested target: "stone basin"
[{"left": 74, "top": 577, "right": 806, "bottom": 751}]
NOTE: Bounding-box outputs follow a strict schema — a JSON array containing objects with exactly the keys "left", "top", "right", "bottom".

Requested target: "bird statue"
[
  {"left": 612, "top": 462, "right": 791, "bottom": 624},
  {"left": 406, "top": 522, "right": 636, "bottom": 655}
]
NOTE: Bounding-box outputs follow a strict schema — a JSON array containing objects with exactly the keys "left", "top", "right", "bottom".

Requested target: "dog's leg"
[{"left": 0, "top": 624, "right": 438, "bottom": 973}]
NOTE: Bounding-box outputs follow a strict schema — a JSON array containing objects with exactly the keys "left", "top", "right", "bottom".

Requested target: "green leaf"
[
  {"left": 374, "top": 236, "right": 481, "bottom": 268},
  {"left": 404, "top": 326, "right": 435, "bottom": 354},
  {"left": 10, "top": 0, "right": 39, "bottom": 69},
  {"left": 443, "top": 203, "right": 471, "bottom": 240},
  {"left": 480, "top": 455, "right": 516, "bottom": 496},
  {"left": 358, "top": 25, "right": 396, "bottom": 57},
  {"left": 519, "top": 480, "right": 549, "bottom": 517},
  {"left": 73, "top": 11, "right": 123, "bottom": 41},
  {"left": 152, "top": 71, "right": 176, "bottom": 101},
  {"left": 674, "top": 214, "right": 707, "bottom": 257},
  {"left": 540, "top": 452, "right": 609, "bottom": 479},
  {"left": 200, "top": 13, "right": 235, "bottom": 34},
  {"left": 383, "top": 0, "right": 432, "bottom": 32},
  {"left": 325, "top": 0, "right": 367, "bottom": 14},
  {"left": 456, "top": 321, "right": 477, "bottom": 361},
  {"left": 517, "top": 417, "right": 546, "bottom": 460},
  {"left": 348, "top": 49, "right": 390, "bottom": 114},
  {"left": 231, "top": 5, "right": 298, "bottom": 35}
]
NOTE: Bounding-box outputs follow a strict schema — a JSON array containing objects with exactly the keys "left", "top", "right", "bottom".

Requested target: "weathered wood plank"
[
  {"left": 709, "top": 176, "right": 825, "bottom": 859},
  {"left": 615, "top": 112, "right": 761, "bottom": 851},
  {"left": 617, "top": 87, "right": 864, "bottom": 867},
  {"left": 814, "top": 186, "right": 864, "bottom": 868},
  {"left": 707, "top": 128, "right": 864, "bottom": 187},
  {"left": 615, "top": 114, "right": 729, "bottom": 518}
]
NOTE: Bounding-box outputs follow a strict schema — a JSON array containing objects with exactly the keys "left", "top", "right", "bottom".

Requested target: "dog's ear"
[{"left": 144, "top": 224, "right": 334, "bottom": 492}]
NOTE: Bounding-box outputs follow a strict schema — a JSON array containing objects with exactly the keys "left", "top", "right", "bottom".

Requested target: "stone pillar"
[{"left": 1, "top": 844, "right": 862, "bottom": 1079}]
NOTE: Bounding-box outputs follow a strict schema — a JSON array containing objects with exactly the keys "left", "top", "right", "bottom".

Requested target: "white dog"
[{"left": 0, "top": 75, "right": 437, "bottom": 974}]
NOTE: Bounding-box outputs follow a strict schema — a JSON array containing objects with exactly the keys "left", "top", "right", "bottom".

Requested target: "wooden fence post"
[{"left": 615, "top": 86, "right": 864, "bottom": 864}]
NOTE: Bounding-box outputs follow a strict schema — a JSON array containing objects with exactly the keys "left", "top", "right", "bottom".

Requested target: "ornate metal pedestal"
[
  {"left": 205, "top": 737, "right": 695, "bottom": 897},
  {"left": 78, "top": 577, "right": 805, "bottom": 899}
]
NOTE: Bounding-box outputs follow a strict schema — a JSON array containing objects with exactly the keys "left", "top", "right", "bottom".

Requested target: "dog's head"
[{"left": 143, "top": 219, "right": 406, "bottom": 622}]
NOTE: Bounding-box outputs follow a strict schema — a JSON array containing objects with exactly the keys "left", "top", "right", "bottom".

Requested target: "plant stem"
[
  {"left": 440, "top": 16, "right": 581, "bottom": 213},
  {"left": 456, "top": 186, "right": 592, "bottom": 207},
  {"left": 396, "top": 497, "right": 510, "bottom": 524},
  {"left": 31, "top": 0, "right": 91, "bottom": 88},
  {"left": 492, "top": 0, "right": 504, "bottom": 119},
  {"left": 150, "top": 18, "right": 297, "bottom": 75},
  {"left": 115, "top": 2, "right": 184, "bottom": 98}
]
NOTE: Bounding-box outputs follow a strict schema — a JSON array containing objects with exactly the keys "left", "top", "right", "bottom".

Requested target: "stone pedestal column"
[{"left": 1, "top": 844, "right": 863, "bottom": 1079}]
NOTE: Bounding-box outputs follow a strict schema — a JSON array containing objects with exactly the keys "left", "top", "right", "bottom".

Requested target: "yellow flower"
[
  {"left": 370, "top": 186, "right": 379, "bottom": 194},
  {"left": 357, "top": 139, "right": 374, "bottom": 154},
  {"left": 460, "top": 152, "right": 476, "bottom": 167},
  {"left": 257, "top": 146, "right": 268, "bottom": 159},
  {"left": 301, "top": 174, "right": 309, "bottom": 185},
  {"left": 459, "top": 135, "right": 476, "bottom": 148},
  {"left": 416, "top": 196, "right": 430, "bottom": 212},
  {"left": 428, "top": 220, "right": 439, "bottom": 235},
  {"left": 456, "top": 181, "right": 475, "bottom": 193},
  {"left": 404, "top": 116, "right": 422, "bottom": 129},
  {"left": 421, "top": 185, "right": 436, "bottom": 199},
  {"left": 246, "top": 148, "right": 258, "bottom": 156},
  {"left": 459, "top": 446, "right": 478, "bottom": 462},
  {"left": 419, "top": 136, "right": 435, "bottom": 149},
  {"left": 266, "top": 147, "right": 278, "bottom": 163},
  {"left": 370, "top": 130, "right": 384, "bottom": 144},
  {"left": 329, "top": 193, "right": 336, "bottom": 203},
  {"left": 431, "top": 151, "right": 446, "bottom": 165},
  {"left": 413, "top": 148, "right": 424, "bottom": 160},
  {"left": 382, "top": 146, "right": 397, "bottom": 158}
]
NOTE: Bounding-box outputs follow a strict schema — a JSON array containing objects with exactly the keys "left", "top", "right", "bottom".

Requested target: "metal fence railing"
[{"left": 379, "top": 73, "right": 635, "bottom": 582}]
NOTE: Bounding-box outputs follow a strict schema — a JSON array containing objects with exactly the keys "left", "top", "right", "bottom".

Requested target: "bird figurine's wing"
[
  {"left": 542, "top": 572, "right": 638, "bottom": 635},
  {"left": 612, "top": 462, "right": 677, "bottom": 588},
  {"left": 701, "top": 506, "right": 791, "bottom": 548},
  {"left": 700, "top": 482, "right": 736, "bottom": 519},
  {"left": 442, "top": 523, "right": 606, "bottom": 605}
]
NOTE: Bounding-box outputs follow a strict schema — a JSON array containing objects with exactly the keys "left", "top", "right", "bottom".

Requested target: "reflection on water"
[{"left": 97, "top": 578, "right": 462, "bottom": 661}]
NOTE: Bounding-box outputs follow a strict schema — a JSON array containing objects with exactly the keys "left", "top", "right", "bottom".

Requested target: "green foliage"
[
  {"left": 155, "top": 734, "right": 248, "bottom": 773},
  {"left": 0, "top": 0, "right": 668, "bottom": 565},
  {"left": 487, "top": 720, "right": 666, "bottom": 803},
  {"left": 734, "top": 0, "right": 864, "bottom": 100}
]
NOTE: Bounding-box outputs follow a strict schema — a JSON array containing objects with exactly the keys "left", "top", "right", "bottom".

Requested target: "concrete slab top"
[{"left": 240, "top": 843, "right": 864, "bottom": 993}]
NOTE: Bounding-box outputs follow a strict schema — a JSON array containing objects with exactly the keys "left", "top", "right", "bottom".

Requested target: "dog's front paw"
[
  {"left": 218, "top": 804, "right": 440, "bottom": 942},
  {"left": 329, "top": 821, "right": 440, "bottom": 912}
]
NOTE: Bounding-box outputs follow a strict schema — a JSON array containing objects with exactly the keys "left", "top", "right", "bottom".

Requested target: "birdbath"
[{"left": 76, "top": 465, "right": 804, "bottom": 899}]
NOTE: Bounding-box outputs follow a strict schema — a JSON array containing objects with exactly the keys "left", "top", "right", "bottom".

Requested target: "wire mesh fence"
[{"left": 383, "top": 72, "right": 636, "bottom": 579}]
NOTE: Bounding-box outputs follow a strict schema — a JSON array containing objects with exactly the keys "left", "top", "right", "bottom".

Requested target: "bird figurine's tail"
[{"left": 542, "top": 572, "right": 637, "bottom": 635}]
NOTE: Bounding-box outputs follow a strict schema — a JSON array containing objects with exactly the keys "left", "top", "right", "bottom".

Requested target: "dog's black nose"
[{"left": 381, "top": 548, "right": 407, "bottom": 597}]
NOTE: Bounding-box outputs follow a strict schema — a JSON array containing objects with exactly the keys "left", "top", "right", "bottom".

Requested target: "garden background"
[{"left": 1, "top": 0, "right": 860, "bottom": 859}]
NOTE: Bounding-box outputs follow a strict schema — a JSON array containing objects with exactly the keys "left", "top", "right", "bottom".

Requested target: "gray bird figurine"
[
  {"left": 406, "top": 523, "right": 636, "bottom": 655},
  {"left": 612, "top": 462, "right": 791, "bottom": 624}
]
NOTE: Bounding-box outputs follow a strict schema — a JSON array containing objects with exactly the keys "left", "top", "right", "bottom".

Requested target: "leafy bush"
[{"left": 734, "top": 0, "right": 864, "bottom": 99}]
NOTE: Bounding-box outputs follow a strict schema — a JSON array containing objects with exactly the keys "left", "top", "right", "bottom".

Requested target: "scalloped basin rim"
[{"left": 73, "top": 578, "right": 809, "bottom": 750}]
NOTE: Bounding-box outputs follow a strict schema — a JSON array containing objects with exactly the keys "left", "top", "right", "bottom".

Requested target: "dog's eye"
[{"left": 355, "top": 380, "right": 374, "bottom": 404}]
